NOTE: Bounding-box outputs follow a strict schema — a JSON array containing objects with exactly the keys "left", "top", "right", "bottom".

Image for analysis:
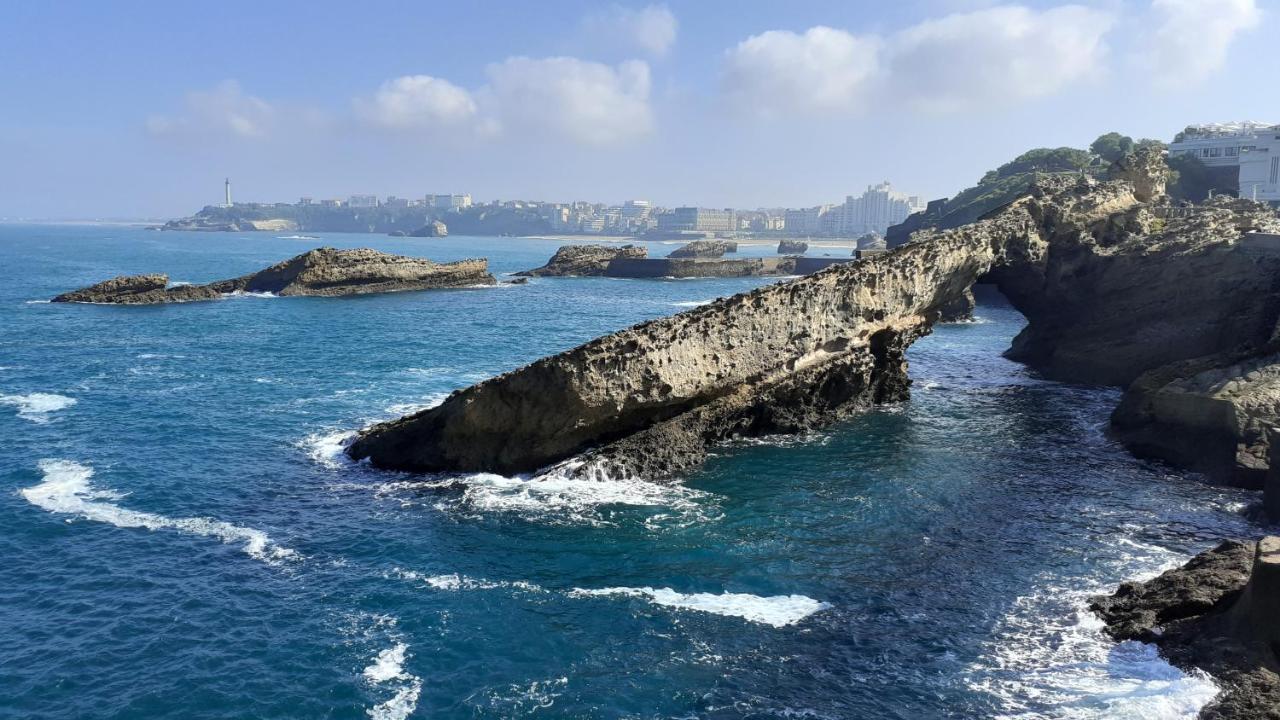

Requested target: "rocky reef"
[
  {"left": 53, "top": 248, "right": 494, "bottom": 304},
  {"left": 1091, "top": 538, "right": 1280, "bottom": 719},
  {"left": 516, "top": 244, "right": 648, "bottom": 277},
  {"left": 667, "top": 239, "right": 737, "bottom": 258},
  {"left": 778, "top": 239, "right": 809, "bottom": 255}
]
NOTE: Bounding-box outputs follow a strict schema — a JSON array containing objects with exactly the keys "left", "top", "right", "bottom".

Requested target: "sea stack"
[{"left": 667, "top": 239, "right": 736, "bottom": 258}]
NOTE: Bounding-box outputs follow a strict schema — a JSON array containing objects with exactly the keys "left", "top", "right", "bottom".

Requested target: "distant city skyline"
[{"left": 0, "top": 0, "right": 1274, "bottom": 219}]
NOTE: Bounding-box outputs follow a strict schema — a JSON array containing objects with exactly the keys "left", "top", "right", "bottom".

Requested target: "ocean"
[{"left": 0, "top": 224, "right": 1260, "bottom": 719}]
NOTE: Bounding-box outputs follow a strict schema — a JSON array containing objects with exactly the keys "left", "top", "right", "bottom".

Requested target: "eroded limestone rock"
[
  {"left": 667, "top": 240, "right": 736, "bottom": 258},
  {"left": 53, "top": 247, "right": 494, "bottom": 304}
]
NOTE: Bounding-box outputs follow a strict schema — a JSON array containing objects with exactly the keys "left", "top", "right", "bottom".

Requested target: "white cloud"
[
  {"left": 483, "top": 57, "right": 653, "bottom": 145},
  {"left": 722, "top": 26, "right": 881, "bottom": 116},
  {"left": 583, "top": 4, "right": 678, "bottom": 57},
  {"left": 721, "top": 5, "right": 1114, "bottom": 116},
  {"left": 146, "top": 80, "right": 277, "bottom": 139},
  {"left": 355, "top": 75, "right": 478, "bottom": 131},
  {"left": 1142, "top": 0, "right": 1260, "bottom": 86},
  {"left": 888, "top": 5, "right": 1115, "bottom": 112}
]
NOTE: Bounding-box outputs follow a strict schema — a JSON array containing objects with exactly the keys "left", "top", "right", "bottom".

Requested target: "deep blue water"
[{"left": 0, "top": 225, "right": 1265, "bottom": 719}]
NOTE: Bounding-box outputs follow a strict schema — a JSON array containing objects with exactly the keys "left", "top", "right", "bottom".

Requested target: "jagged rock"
[
  {"left": 409, "top": 220, "right": 448, "bottom": 237},
  {"left": 53, "top": 248, "right": 494, "bottom": 304},
  {"left": 778, "top": 239, "right": 808, "bottom": 255},
  {"left": 993, "top": 195, "right": 1280, "bottom": 387},
  {"left": 938, "top": 287, "right": 976, "bottom": 322},
  {"left": 1091, "top": 539, "right": 1280, "bottom": 720},
  {"left": 1109, "top": 146, "right": 1171, "bottom": 202},
  {"left": 516, "top": 244, "right": 647, "bottom": 277},
  {"left": 667, "top": 240, "right": 736, "bottom": 258}
]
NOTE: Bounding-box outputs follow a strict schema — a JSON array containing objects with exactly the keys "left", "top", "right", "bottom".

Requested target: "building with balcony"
[{"left": 1170, "top": 122, "right": 1280, "bottom": 203}]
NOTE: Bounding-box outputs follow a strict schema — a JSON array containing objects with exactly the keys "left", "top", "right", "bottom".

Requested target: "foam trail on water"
[
  {"left": 363, "top": 643, "right": 422, "bottom": 720},
  {"left": 569, "top": 587, "right": 830, "bottom": 627},
  {"left": 671, "top": 299, "right": 713, "bottom": 308},
  {"left": 22, "top": 460, "right": 297, "bottom": 564},
  {"left": 392, "top": 568, "right": 546, "bottom": 593},
  {"left": 1, "top": 393, "right": 76, "bottom": 423}
]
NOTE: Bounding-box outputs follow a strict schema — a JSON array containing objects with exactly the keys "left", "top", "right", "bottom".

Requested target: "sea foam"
[
  {"left": 363, "top": 644, "right": 422, "bottom": 720},
  {"left": 22, "top": 460, "right": 297, "bottom": 564},
  {"left": 0, "top": 392, "right": 76, "bottom": 423},
  {"left": 570, "top": 586, "right": 831, "bottom": 627},
  {"left": 964, "top": 539, "right": 1220, "bottom": 719}
]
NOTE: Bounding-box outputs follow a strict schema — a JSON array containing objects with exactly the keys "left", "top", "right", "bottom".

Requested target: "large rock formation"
[
  {"left": 348, "top": 205, "right": 1034, "bottom": 477},
  {"left": 54, "top": 248, "right": 495, "bottom": 304},
  {"left": 350, "top": 148, "right": 1280, "bottom": 487},
  {"left": 516, "top": 244, "right": 648, "bottom": 277},
  {"left": 667, "top": 239, "right": 736, "bottom": 258},
  {"left": 778, "top": 239, "right": 809, "bottom": 255},
  {"left": 1091, "top": 538, "right": 1280, "bottom": 719}
]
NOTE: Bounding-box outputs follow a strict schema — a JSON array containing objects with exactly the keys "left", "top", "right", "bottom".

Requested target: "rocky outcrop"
[
  {"left": 53, "top": 248, "right": 495, "bottom": 304},
  {"left": 348, "top": 205, "right": 1031, "bottom": 477},
  {"left": 52, "top": 275, "right": 221, "bottom": 304},
  {"left": 778, "top": 239, "right": 808, "bottom": 255},
  {"left": 350, "top": 148, "right": 1280, "bottom": 485},
  {"left": 409, "top": 220, "right": 448, "bottom": 238},
  {"left": 516, "top": 244, "right": 648, "bottom": 277},
  {"left": 1091, "top": 538, "right": 1280, "bottom": 720},
  {"left": 667, "top": 240, "right": 736, "bottom": 258}
]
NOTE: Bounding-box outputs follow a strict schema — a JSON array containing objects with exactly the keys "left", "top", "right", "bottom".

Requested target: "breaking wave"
[
  {"left": 569, "top": 587, "right": 830, "bottom": 627},
  {"left": 1, "top": 392, "right": 76, "bottom": 423},
  {"left": 383, "top": 463, "right": 717, "bottom": 527},
  {"left": 964, "top": 540, "right": 1220, "bottom": 719},
  {"left": 671, "top": 299, "right": 714, "bottom": 308},
  {"left": 22, "top": 460, "right": 297, "bottom": 564},
  {"left": 362, "top": 643, "right": 422, "bottom": 720}
]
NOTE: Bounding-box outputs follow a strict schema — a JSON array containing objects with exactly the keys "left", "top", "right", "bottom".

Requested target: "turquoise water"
[{"left": 0, "top": 225, "right": 1262, "bottom": 719}]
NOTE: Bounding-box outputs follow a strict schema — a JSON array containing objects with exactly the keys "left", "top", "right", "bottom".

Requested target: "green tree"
[{"left": 1090, "top": 132, "right": 1135, "bottom": 163}]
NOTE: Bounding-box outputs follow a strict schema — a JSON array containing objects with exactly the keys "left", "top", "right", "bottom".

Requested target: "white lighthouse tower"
[{"left": 224, "top": 178, "right": 232, "bottom": 207}]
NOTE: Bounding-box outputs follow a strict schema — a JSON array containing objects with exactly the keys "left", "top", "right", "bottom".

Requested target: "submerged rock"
[
  {"left": 1091, "top": 538, "right": 1280, "bottom": 720},
  {"left": 778, "top": 239, "right": 808, "bottom": 255},
  {"left": 53, "top": 247, "right": 494, "bottom": 304},
  {"left": 516, "top": 244, "right": 648, "bottom": 277},
  {"left": 667, "top": 239, "right": 736, "bottom": 258}
]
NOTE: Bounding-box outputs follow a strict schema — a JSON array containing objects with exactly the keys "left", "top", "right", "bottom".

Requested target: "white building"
[
  {"left": 431, "top": 194, "right": 473, "bottom": 210},
  {"left": 1170, "top": 122, "right": 1280, "bottom": 203},
  {"left": 833, "top": 182, "right": 926, "bottom": 236},
  {"left": 348, "top": 194, "right": 379, "bottom": 208},
  {"left": 784, "top": 205, "right": 830, "bottom": 235}
]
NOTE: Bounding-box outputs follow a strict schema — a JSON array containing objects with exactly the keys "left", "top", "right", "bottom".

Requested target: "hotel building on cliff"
[{"left": 1169, "top": 122, "right": 1280, "bottom": 203}]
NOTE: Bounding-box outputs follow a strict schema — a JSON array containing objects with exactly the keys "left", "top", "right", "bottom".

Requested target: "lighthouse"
[{"left": 224, "top": 178, "right": 232, "bottom": 207}]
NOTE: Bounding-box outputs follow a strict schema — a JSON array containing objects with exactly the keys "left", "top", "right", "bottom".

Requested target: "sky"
[{"left": 0, "top": 0, "right": 1275, "bottom": 219}]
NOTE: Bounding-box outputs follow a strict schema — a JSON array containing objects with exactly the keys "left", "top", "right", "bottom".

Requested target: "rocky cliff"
[
  {"left": 1091, "top": 538, "right": 1280, "bottom": 719},
  {"left": 516, "top": 244, "right": 648, "bottom": 277},
  {"left": 54, "top": 248, "right": 495, "bottom": 304}
]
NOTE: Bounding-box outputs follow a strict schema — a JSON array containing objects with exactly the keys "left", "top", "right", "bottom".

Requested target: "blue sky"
[{"left": 0, "top": 0, "right": 1275, "bottom": 218}]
